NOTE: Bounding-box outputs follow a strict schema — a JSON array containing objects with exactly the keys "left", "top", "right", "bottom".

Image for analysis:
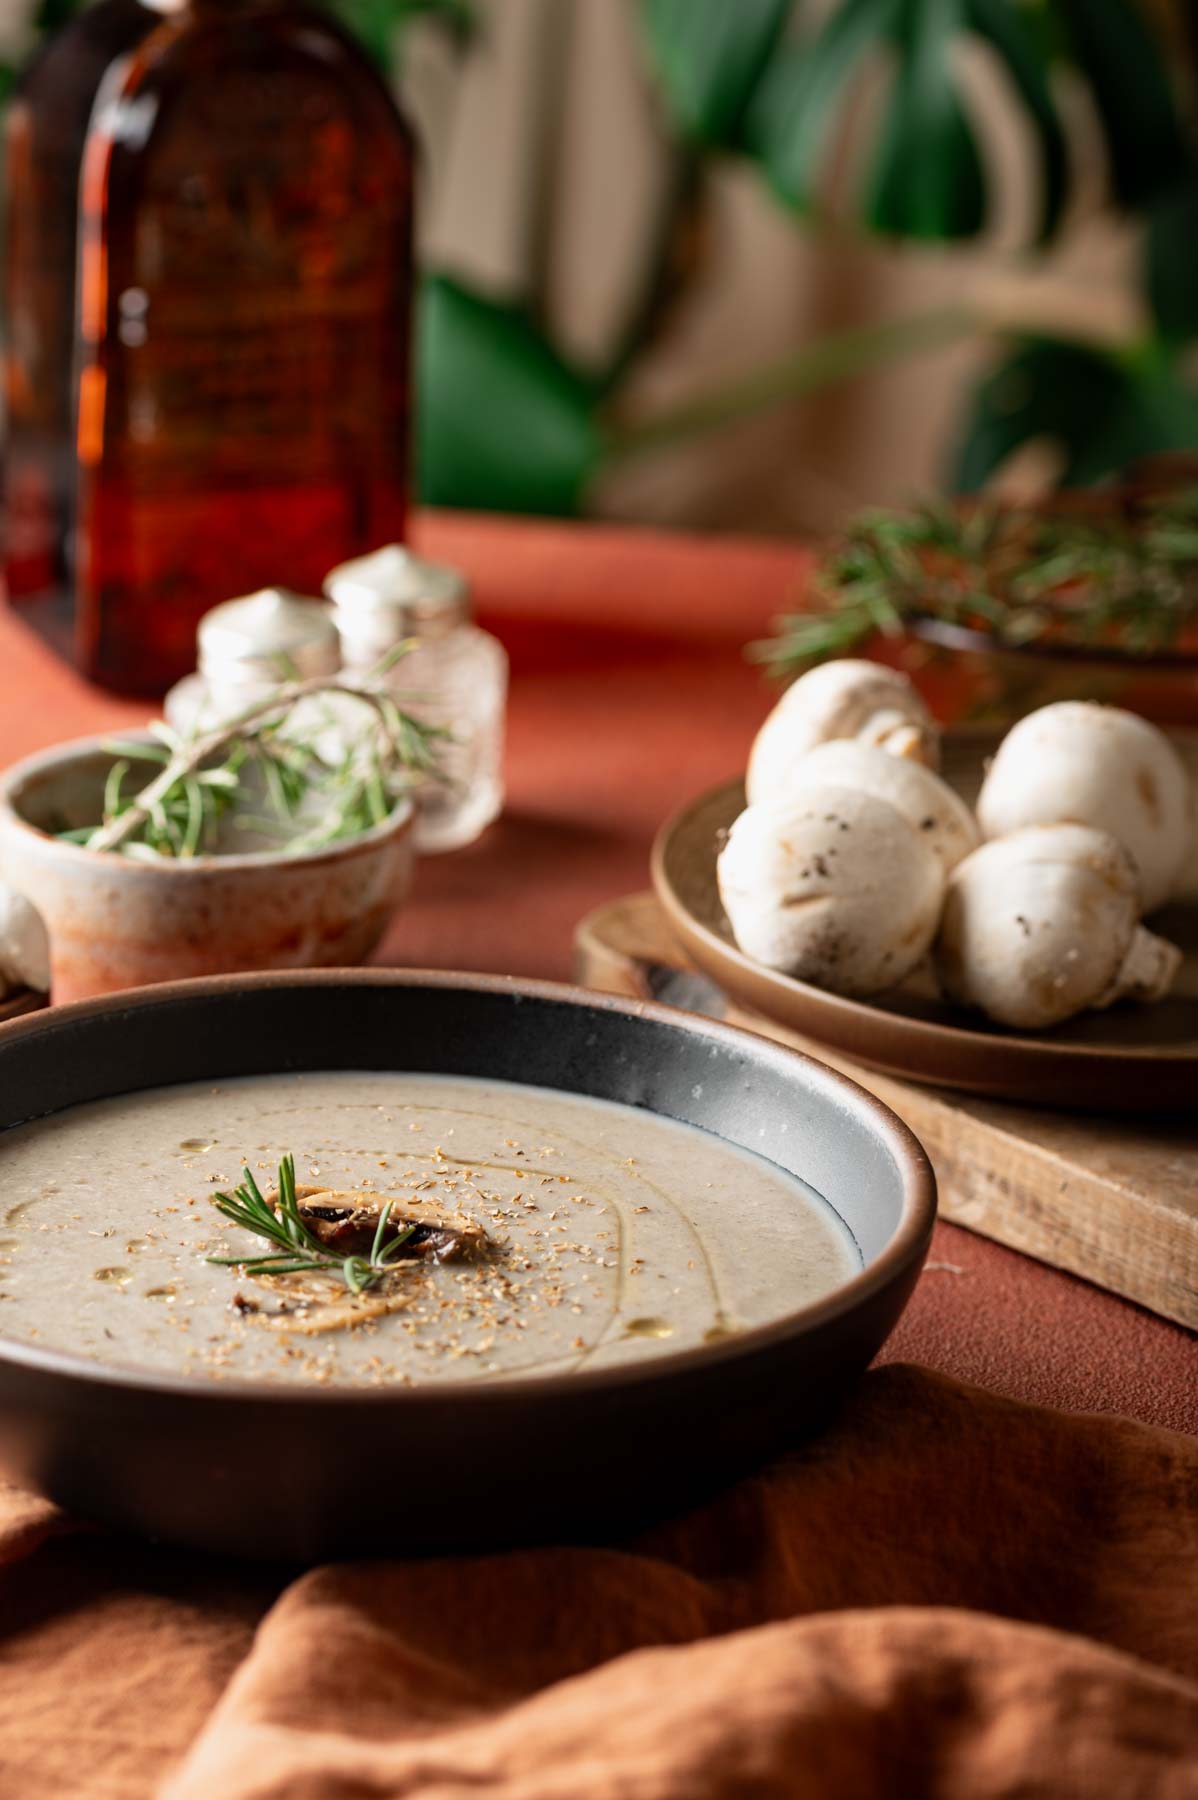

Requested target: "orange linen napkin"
[{"left": 3, "top": 1364, "right": 1181, "bottom": 1799}]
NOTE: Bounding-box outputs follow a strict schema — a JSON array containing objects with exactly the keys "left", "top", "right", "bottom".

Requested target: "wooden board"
[{"left": 575, "top": 892, "right": 1198, "bottom": 1331}]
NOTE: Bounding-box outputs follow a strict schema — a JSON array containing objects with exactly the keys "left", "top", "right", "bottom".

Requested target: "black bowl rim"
[{"left": 0, "top": 968, "right": 936, "bottom": 1407}]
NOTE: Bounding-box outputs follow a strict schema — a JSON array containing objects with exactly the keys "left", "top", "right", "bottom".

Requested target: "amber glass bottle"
[
  {"left": 3, "top": 0, "right": 156, "bottom": 654},
  {"left": 70, "top": 0, "right": 415, "bottom": 693}
]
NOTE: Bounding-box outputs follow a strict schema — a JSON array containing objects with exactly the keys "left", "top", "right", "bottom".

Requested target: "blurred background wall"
[
  {"left": 4, "top": 0, "right": 1195, "bottom": 537},
  {"left": 408, "top": 0, "right": 1148, "bottom": 535}
]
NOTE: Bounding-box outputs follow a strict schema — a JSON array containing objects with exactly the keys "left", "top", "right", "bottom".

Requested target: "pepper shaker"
[
  {"left": 324, "top": 547, "right": 507, "bottom": 852},
  {"left": 164, "top": 587, "right": 341, "bottom": 737}
]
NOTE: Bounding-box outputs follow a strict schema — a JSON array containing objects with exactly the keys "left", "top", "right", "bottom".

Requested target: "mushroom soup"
[{"left": 0, "top": 1072, "right": 861, "bottom": 1386}]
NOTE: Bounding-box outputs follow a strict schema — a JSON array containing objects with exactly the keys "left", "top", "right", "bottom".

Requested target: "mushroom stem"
[
  {"left": 871, "top": 714, "right": 934, "bottom": 761},
  {"left": 746, "top": 660, "right": 939, "bottom": 806},
  {"left": 1097, "top": 926, "right": 1182, "bottom": 1010}
]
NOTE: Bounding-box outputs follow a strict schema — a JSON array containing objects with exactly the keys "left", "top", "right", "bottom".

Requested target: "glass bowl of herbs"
[
  {"left": 0, "top": 674, "right": 443, "bottom": 1003},
  {"left": 751, "top": 481, "right": 1198, "bottom": 727}
]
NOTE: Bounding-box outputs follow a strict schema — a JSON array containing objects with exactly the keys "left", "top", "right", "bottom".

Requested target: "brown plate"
[{"left": 651, "top": 732, "right": 1198, "bottom": 1114}]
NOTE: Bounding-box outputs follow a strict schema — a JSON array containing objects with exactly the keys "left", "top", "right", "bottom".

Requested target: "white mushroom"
[
  {"left": 780, "top": 740, "right": 979, "bottom": 876},
  {"left": 746, "top": 659, "right": 938, "bottom": 807},
  {"left": 717, "top": 785, "right": 945, "bottom": 996},
  {"left": 976, "top": 701, "right": 1193, "bottom": 913},
  {"left": 935, "top": 824, "right": 1181, "bottom": 1029},
  {"left": 0, "top": 884, "right": 50, "bottom": 998}
]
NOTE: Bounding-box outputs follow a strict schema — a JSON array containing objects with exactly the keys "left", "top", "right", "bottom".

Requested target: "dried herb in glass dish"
[{"left": 751, "top": 488, "right": 1198, "bottom": 678}]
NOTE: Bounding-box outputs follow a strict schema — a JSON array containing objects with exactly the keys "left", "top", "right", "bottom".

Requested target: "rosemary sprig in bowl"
[
  {"left": 57, "top": 661, "right": 445, "bottom": 860},
  {"left": 750, "top": 488, "right": 1198, "bottom": 678},
  {"left": 207, "top": 1155, "right": 418, "bottom": 1295}
]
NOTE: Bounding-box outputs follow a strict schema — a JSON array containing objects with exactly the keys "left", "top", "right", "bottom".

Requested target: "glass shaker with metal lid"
[
  {"left": 164, "top": 587, "right": 341, "bottom": 738},
  {"left": 325, "top": 546, "right": 506, "bottom": 852}
]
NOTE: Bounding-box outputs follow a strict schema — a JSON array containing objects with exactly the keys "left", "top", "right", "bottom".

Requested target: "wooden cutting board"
[{"left": 575, "top": 892, "right": 1198, "bottom": 1331}]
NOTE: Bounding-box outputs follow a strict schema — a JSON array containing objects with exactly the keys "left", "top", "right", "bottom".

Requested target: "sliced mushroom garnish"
[
  {"left": 288, "top": 1187, "right": 489, "bottom": 1263},
  {"left": 236, "top": 1288, "right": 410, "bottom": 1336}
]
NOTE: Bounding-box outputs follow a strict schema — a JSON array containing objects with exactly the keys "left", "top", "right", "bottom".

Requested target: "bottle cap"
[
  {"left": 197, "top": 588, "right": 341, "bottom": 687},
  {"left": 324, "top": 546, "right": 469, "bottom": 657}
]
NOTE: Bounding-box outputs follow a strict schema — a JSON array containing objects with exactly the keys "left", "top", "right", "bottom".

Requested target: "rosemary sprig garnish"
[
  {"left": 62, "top": 660, "right": 447, "bottom": 860},
  {"left": 750, "top": 488, "right": 1198, "bottom": 676},
  {"left": 207, "top": 1154, "right": 418, "bottom": 1294}
]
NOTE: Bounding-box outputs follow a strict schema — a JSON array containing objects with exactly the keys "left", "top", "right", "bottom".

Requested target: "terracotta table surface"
[{"left": 0, "top": 510, "right": 1194, "bottom": 1441}]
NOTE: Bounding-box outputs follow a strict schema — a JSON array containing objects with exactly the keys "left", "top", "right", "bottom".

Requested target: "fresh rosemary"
[
  {"left": 58, "top": 664, "right": 445, "bottom": 860},
  {"left": 207, "top": 1154, "right": 418, "bottom": 1295},
  {"left": 750, "top": 489, "right": 1198, "bottom": 676}
]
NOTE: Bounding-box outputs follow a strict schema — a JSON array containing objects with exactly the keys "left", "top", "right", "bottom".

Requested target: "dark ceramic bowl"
[{"left": 0, "top": 971, "right": 934, "bottom": 1560}]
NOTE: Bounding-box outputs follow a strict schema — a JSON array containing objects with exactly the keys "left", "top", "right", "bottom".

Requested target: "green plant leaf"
[
  {"left": 953, "top": 338, "right": 1198, "bottom": 491},
  {"left": 748, "top": 0, "right": 1067, "bottom": 243},
  {"left": 1055, "top": 0, "right": 1187, "bottom": 209},
  {"left": 1146, "top": 177, "right": 1198, "bottom": 345},
  {"left": 965, "top": 0, "right": 1066, "bottom": 242},
  {"left": 747, "top": 0, "right": 898, "bottom": 215},
  {"left": 417, "top": 275, "right": 602, "bottom": 515},
  {"left": 640, "top": 0, "right": 794, "bottom": 149},
  {"left": 866, "top": 0, "right": 985, "bottom": 239},
  {"left": 955, "top": 340, "right": 1122, "bottom": 489}
]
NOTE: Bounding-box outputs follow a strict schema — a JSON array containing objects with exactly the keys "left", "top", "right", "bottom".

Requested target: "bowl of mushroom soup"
[{"left": 0, "top": 970, "right": 935, "bottom": 1557}]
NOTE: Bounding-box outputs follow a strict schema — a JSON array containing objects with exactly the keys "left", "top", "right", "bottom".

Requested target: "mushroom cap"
[
  {"left": 935, "top": 823, "right": 1142, "bottom": 1029},
  {"left": 0, "top": 884, "right": 50, "bottom": 995},
  {"left": 782, "top": 740, "right": 979, "bottom": 875},
  {"left": 717, "top": 784, "right": 945, "bottom": 996},
  {"left": 746, "top": 660, "right": 938, "bottom": 806},
  {"left": 976, "top": 701, "right": 1193, "bottom": 913}
]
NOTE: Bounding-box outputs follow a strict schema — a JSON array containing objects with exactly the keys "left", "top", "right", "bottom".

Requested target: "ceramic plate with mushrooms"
[{"left": 719, "top": 666, "right": 1195, "bottom": 1034}]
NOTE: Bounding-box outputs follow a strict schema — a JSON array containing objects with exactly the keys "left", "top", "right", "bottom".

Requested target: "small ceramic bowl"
[{"left": 0, "top": 734, "right": 415, "bottom": 1003}]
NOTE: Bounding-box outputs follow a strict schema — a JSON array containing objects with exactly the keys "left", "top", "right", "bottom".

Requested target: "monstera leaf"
[
  {"left": 641, "top": 0, "right": 1184, "bottom": 244},
  {"left": 954, "top": 338, "right": 1198, "bottom": 491},
  {"left": 417, "top": 276, "right": 603, "bottom": 515},
  {"left": 744, "top": 0, "right": 1067, "bottom": 243},
  {"left": 1055, "top": 0, "right": 1187, "bottom": 209},
  {"left": 745, "top": 0, "right": 895, "bottom": 217},
  {"left": 1146, "top": 176, "right": 1198, "bottom": 346},
  {"left": 964, "top": 0, "right": 1066, "bottom": 238},
  {"left": 639, "top": 0, "right": 793, "bottom": 149},
  {"left": 865, "top": 0, "right": 986, "bottom": 239}
]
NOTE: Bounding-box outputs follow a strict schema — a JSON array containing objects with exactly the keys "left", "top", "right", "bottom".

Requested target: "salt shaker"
[
  {"left": 164, "top": 588, "right": 341, "bottom": 737},
  {"left": 324, "top": 547, "right": 507, "bottom": 852}
]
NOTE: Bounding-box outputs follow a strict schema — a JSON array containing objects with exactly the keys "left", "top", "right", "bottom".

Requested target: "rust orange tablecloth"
[
  {"left": 2, "top": 1368, "right": 1196, "bottom": 1797},
  {"left": 0, "top": 514, "right": 1196, "bottom": 1797}
]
